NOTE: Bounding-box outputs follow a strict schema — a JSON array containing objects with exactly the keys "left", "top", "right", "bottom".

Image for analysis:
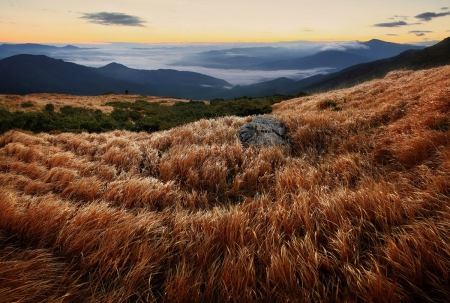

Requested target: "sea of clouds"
[{"left": 47, "top": 41, "right": 361, "bottom": 85}]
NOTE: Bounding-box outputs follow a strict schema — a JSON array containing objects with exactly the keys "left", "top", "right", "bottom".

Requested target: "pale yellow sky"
[{"left": 1, "top": 0, "right": 449, "bottom": 43}]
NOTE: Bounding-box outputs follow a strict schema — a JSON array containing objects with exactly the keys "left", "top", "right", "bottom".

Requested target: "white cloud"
[{"left": 321, "top": 41, "right": 369, "bottom": 51}]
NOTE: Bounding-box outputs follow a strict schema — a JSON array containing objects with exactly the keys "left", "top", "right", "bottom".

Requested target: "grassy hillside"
[{"left": 1, "top": 66, "right": 450, "bottom": 302}]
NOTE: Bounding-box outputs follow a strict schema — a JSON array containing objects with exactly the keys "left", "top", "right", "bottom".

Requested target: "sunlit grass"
[{"left": 1, "top": 66, "right": 450, "bottom": 302}]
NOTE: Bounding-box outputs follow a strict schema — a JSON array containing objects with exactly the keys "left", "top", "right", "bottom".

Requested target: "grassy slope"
[
  {"left": 0, "top": 93, "right": 189, "bottom": 114},
  {"left": 0, "top": 66, "right": 450, "bottom": 302}
]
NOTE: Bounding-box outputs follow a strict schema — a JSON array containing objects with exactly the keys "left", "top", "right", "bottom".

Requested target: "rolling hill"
[
  {"left": 0, "top": 55, "right": 146, "bottom": 95},
  {"left": 1, "top": 65, "right": 449, "bottom": 302},
  {"left": 0, "top": 55, "right": 231, "bottom": 99},
  {"left": 96, "top": 62, "right": 231, "bottom": 98}
]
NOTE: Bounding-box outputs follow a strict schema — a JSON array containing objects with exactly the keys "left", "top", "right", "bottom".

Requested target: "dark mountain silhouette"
[
  {"left": 351, "top": 39, "right": 425, "bottom": 60},
  {"left": 403, "top": 36, "right": 450, "bottom": 69},
  {"left": 0, "top": 55, "right": 231, "bottom": 99},
  {"left": 255, "top": 50, "right": 372, "bottom": 70},
  {"left": 290, "top": 50, "right": 418, "bottom": 93},
  {"left": 98, "top": 62, "right": 229, "bottom": 87},
  {"left": 0, "top": 55, "right": 146, "bottom": 95},
  {"left": 223, "top": 77, "right": 297, "bottom": 98},
  {"left": 97, "top": 62, "right": 231, "bottom": 99}
]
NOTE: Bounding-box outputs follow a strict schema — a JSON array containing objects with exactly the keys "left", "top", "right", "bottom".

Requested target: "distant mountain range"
[
  {"left": 0, "top": 43, "right": 84, "bottom": 52},
  {"left": 0, "top": 37, "right": 448, "bottom": 100},
  {"left": 222, "top": 37, "right": 450, "bottom": 98},
  {"left": 0, "top": 43, "right": 95, "bottom": 60},
  {"left": 172, "top": 39, "right": 425, "bottom": 71}
]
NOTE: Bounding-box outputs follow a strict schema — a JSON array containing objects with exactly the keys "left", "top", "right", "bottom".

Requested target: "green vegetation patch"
[
  {"left": 20, "top": 102, "right": 34, "bottom": 108},
  {"left": 0, "top": 95, "right": 295, "bottom": 134}
]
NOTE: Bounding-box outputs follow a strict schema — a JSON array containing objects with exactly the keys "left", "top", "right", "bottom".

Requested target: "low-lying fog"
[
  {"left": 2, "top": 39, "right": 429, "bottom": 86},
  {"left": 45, "top": 41, "right": 336, "bottom": 85}
]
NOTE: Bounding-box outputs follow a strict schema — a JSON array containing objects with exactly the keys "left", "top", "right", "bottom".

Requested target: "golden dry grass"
[
  {"left": 0, "top": 93, "right": 189, "bottom": 113},
  {"left": 1, "top": 66, "right": 450, "bottom": 302}
]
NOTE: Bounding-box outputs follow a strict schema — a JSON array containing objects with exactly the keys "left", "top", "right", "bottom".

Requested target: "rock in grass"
[{"left": 239, "top": 117, "right": 289, "bottom": 146}]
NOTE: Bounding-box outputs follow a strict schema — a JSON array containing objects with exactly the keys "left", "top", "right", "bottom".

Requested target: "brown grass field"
[
  {"left": 0, "top": 93, "right": 189, "bottom": 114},
  {"left": 1, "top": 66, "right": 450, "bottom": 302}
]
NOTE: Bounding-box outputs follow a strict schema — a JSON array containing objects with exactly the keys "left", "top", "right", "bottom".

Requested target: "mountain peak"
[
  {"left": 363, "top": 39, "right": 396, "bottom": 46},
  {"left": 62, "top": 45, "right": 79, "bottom": 49},
  {"left": 100, "top": 62, "right": 130, "bottom": 70}
]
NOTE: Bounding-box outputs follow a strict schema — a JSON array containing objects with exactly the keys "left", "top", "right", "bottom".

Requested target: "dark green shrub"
[
  {"left": 20, "top": 102, "right": 33, "bottom": 108},
  {"left": 44, "top": 103, "right": 55, "bottom": 112},
  {"left": 110, "top": 108, "right": 130, "bottom": 122}
]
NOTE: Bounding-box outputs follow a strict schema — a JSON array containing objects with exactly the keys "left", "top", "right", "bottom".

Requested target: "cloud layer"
[
  {"left": 321, "top": 41, "right": 369, "bottom": 51},
  {"left": 414, "top": 12, "right": 450, "bottom": 22},
  {"left": 81, "top": 12, "right": 146, "bottom": 27},
  {"left": 408, "top": 30, "right": 433, "bottom": 37},
  {"left": 374, "top": 8, "right": 450, "bottom": 32},
  {"left": 374, "top": 21, "right": 408, "bottom": 27}
]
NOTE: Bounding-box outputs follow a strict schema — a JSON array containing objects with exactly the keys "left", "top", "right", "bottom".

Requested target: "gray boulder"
[{"left": 239, "top": 117, "right": 289, "bottom": 146}]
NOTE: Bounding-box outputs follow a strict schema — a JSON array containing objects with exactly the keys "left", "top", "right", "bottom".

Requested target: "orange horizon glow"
[
  {"left": 0, "top": 35, "right": 439, "bottom": 45},
  {"left": 1, "top": 0, "right": 449, "bottom": 45}
]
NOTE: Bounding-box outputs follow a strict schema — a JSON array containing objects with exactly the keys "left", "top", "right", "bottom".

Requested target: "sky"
[{"left": 1, "top": 0, "right": 450, "bottom": 44}]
